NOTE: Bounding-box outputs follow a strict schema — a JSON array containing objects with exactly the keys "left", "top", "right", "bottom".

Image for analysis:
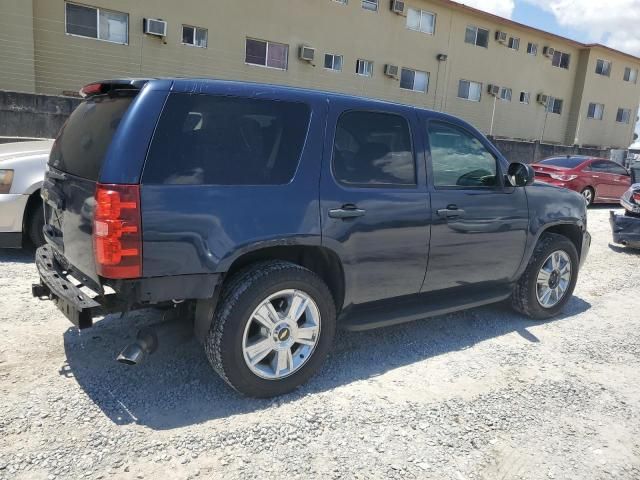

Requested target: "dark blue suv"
[{"left": 33, "top": 79, "right": 590, "bottom": 397}]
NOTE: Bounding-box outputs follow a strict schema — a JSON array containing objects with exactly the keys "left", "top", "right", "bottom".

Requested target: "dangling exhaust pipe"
[
  {"left": 116, "top": 328, "right": 158, "bottom": 365},
  {"left": 116, "top": 307, "right": 193, "bottom": 366}
]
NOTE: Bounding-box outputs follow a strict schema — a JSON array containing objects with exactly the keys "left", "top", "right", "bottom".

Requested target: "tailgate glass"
[{"left": 49, "top": 94, "right": 134, "bottom": 180}]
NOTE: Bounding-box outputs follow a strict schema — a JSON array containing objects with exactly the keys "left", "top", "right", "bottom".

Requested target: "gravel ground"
[{"left": 1, "top": 207, "right": 639, "bottom": 480}]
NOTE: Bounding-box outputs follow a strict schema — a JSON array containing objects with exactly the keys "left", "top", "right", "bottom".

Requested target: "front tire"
[
  {"left": 204, "top": 261, "right": 336, "bottom": 398},
  {"left": 27, "top": 203, "right": 45, "bottom": 248},
  {"left": 511, "top": 233, "right": 579, "bottom": 320}
]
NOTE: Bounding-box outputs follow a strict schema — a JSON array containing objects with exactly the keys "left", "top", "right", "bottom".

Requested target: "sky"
[{"left": 454, "top": 0, "right": 640, "bottom": 57}]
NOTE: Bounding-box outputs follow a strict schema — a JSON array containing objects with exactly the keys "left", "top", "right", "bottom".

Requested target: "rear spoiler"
[{"left": 79, "top": 79, "right": 153, "bottom": 98}]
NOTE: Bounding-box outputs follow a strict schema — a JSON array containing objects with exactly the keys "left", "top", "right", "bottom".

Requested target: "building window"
[
  {"left": 507, "top": 37, "right": 520, "bottom": 50},
  {"left": 624, "top": 67, "right": 638, "bottom": 83},
  {"left": 551, "top": 51, "right": 571, "bottom": 69},
  {"left": 362, "top": 0, "right": 378, "bottom": 11},
  {"left": 595, "top": 59, "right": 612, "bottom": 77},
  {"left": 65, "top": 2, "right": 128, "bottom": 44},
  {"left": 465, "top": 26, "right": 489, "bottom": 48},
  {"left": 407, "top": 8, "right": 436, "bottom": 34},
  {"left": 587, "top": 103, "right": 604, "bottom": 120},
  {"left": 616, "top": 108, "right": 632, "bottom": 124},
  {"left": 499, "top": 87, "right": 512, "bottom": 101},
  {"left": 245, "top": 38, "right": 289, "bottom": 70},
  {"left": 527, "top": 42, "right": 538, "bottom": 56},
  {"left": 458, "top": 80, "right": 482, "bottom": 102},
  {"left": 324, "top": 54, "right": 343, "bottom": 71},
  {"left": 182, "top": 25, "right": 207, "bottom": 48},
  {"left": 400, "top": 68, "right": 429, "bottom": 92},
  {"left": 356, "top": 59, "right": 374, "bottom": 77},
  {"left": 546, "top": 97, "right": 563, "bottom": 115},
  {"left": 519, "top": 92, "right": 530, "bottom": 104}
]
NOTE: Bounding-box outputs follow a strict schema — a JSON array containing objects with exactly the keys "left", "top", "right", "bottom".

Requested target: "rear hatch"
[{"left": 43, "top": 82, "right": 143, "bottom": 285}]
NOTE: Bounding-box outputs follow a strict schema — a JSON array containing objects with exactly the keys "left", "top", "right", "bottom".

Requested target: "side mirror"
[{"left": 507, "top": 162, "right": 535, "bottom": 187}]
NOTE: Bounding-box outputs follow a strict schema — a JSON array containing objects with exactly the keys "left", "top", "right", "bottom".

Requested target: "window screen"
[
  {"left": 428, "top": 122, "right": 498, "bottom": 188},
  {"left": 143, "top": 94, "right": 310, "bottom": 185},
  {"left": 333, "top": 111, "right": 415, "bottom": 186}
]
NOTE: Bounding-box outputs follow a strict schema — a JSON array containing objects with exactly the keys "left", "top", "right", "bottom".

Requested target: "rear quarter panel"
[{"left": 140, "top": 86, "right": 327, "bottom": 277}]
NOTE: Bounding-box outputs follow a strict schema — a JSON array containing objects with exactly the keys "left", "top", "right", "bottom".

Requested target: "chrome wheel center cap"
[
  {"left": 549, "top": 270, "right": 560, "bottom": 289},
  {"left": 273, "top": 323, "right": 294, "bottom": 348}
]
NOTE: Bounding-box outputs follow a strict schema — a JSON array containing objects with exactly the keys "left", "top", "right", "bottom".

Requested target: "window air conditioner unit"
[
  {"left": 537, "top": 93, "right": 549, "bottom": 105},
  {"left": 299, "top": 45, "right": 315, "bottom": 62},
  {"left": 384, "top": 64, "right": 399, "bottom": 78},
  {"left": 543, "top": 46, "right": 555, "bottom": 57},
  {"left": 495, "top": 31, "right": 508, "bottom": 43},
  {"left": 391, "top": 0, "right": 405, "bottom": 14},
  {"left": 488, "top": 84, "right": 500, "bottom": 96},
  {"left": 143, "top": 18, "right": 167, "bottom": 37}
]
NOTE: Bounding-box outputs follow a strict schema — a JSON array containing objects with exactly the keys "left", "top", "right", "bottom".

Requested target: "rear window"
[
  {"left": 539, "top": 157, "right": 586, "bottom": 168},
  {"left": 49, "top": 94, "right": 133, "bottom": 180},
  {"left": 143, "top": 93, "right": 311, "bottom": 185}
]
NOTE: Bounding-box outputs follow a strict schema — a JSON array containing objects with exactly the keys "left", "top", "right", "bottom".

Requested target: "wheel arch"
[
  {"left": 538, "top": 223, "right": 583, "bottom": 259},
  {"left": 224, "top": 245, "right": 345, "bottom": 314}
]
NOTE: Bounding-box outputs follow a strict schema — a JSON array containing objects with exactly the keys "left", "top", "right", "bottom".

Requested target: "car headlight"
[
  {"left": 0, "top": 169, "right": 14, "bottom": 194},
  {"left": 549, "top": 173, "right": 577, "bottom": 181}
]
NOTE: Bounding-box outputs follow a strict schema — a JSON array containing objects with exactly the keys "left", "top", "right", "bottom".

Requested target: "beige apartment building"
[{"left": 1, "top": 0, "right": 640, "bottom": 148}]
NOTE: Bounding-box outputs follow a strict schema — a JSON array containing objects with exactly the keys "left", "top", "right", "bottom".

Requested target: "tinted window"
[
  {"left": 143, "top": 94, "right": 310, "bottom": 185},
  {"left": 540, "top": 157, "right": 586, "bottom": 168},
  {"left": 591, "top": 161, "right": 627, "bottom": 175},
  {"left": 333, "top": 111, "right": 415, "bottom": 186},
  {"left": 427, "top": 122, "right": 497, "bottom": 188},
  {"left": 49, "top": 94, "right": 133, "bottom": 180}
]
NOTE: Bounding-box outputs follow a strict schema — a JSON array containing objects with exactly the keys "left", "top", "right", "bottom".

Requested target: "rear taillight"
[
  {"left": 633, "top": 191, "right": 640, "bottom": 203},
  {"left": 550, "top": 173, "right": 578, "bottom": 182},
  {"left": 93, "top": 183, "right": 142, "bottom": 279}
]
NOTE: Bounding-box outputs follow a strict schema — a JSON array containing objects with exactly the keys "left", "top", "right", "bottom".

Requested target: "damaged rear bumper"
[{"left": 610, "top": 210, "right": 640, "bottom": 249}]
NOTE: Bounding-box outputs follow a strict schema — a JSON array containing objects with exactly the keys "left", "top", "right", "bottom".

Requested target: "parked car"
[
  {"left": 610, "top": 183, "right": 640, "bottom": 249},
  {"left": 0, "top": 140, "right": 53, "bottom": 248},
  {"left": 531, "top": 156, "right": 632, "bottom": 205},
  {"left": 32, "top": 79, "right": 590, "bottom": 397}
]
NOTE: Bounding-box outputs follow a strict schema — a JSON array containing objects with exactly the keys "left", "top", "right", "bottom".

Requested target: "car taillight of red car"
[{"left": 93, "top": 183, "right": 142, "bottom": 279}]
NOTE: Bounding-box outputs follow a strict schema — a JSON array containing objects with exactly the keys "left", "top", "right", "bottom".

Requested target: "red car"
[{"left": 532, "top": 156, "right": 632, "bottom": 205}]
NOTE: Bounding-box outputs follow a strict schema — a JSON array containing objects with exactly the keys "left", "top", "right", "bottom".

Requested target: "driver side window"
[{"left": 427, "top": 121, "right": 498, "bottom": 188}]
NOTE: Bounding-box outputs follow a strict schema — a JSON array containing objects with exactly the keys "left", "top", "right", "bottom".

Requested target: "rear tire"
[
  {"left": 27, "top": 202, "right": 45, "bottom": 248},
  {"left": 204, "top": 261, "right": 336, "bottom": 398},
  {"left": 581, "top": 187, "right": 594, "bottom": 206},
  {"left": 511, "top": 233, "right": 579, "bottom": 320}
]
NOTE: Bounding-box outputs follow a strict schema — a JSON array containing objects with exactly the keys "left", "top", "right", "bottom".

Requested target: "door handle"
[
  {"left": 328, "top": 205, "right": 366, "bottom": 219},
  {"left": 437, "top": 205, "right": 465, "bottom": 218}
]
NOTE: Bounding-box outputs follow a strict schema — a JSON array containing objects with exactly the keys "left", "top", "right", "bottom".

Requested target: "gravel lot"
[{"left": 1, "top": 207, "right": 639, "bottom": 480}]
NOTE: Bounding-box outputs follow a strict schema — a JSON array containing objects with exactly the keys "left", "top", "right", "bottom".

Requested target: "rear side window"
[
  {"left": 333, "top": 111, "right": 415, "bottom": 186},
  {"left": 49, "top": 94, "right": 133, "bottom": 180},
  {"left": 540, "top": 157, "right": 586, "bottom": 168},
  {"left": 143, "top": 94, "right": 310, "bottom": 185}
]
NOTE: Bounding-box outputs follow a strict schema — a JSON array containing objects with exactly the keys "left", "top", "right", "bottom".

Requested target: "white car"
[{"left": 0, "top": 140, "right": 54, "bottom": 248}]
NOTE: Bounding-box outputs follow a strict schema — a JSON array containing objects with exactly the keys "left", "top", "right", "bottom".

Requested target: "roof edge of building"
[{"left": 436, "top": 0, "right": 640, "bottom": 63}]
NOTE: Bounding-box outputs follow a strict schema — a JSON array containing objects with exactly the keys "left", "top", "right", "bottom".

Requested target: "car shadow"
[
  {"left": 61, "top": 295, "right": 591, "bottom": 430},
  {"left": 608, "top": 243, "right": 640, "bottom": 255},
  {"left": 0, "top": 246, "right": 35, "bottom": 264}
]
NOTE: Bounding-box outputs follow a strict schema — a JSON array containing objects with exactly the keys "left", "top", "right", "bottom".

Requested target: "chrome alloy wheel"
[
  {"left": 582, "top": 189, "right": 593, "bottom": 204},
  {"left": 536, "top": 250, "right": 572, "bottom": 308},
  {"left": 242, "top": 289, "right": 321, "bottom": 380}
]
